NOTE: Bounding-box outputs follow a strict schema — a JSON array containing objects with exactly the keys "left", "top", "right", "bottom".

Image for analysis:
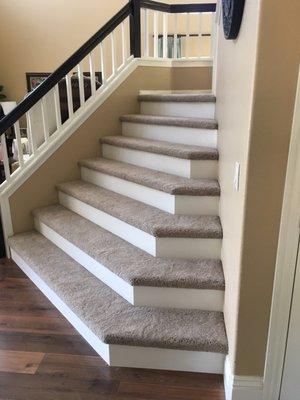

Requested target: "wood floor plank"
[
  {"left": 118, "top": 381, "right": 226, "bottom": 400},
  {"left": 0, "top": 300, "right": 57, "bottom": 318},
  {"left": 0, "top": 315, "right": 75, "bottom": 335},
  {"left": 0, "top": 350, "right": 45, "bottom": 374},
  {"left": 0, "top": 332, "right": 96, "bottom": 356}
]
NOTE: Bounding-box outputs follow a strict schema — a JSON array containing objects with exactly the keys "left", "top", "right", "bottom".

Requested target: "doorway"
[
  {"left": 280, "top": 240, "right": 300, "bottom": 398},
  {"left": 263, "top": 66, "right": 300, "bottom": 400}
]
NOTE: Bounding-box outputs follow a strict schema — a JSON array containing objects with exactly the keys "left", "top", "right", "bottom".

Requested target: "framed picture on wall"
[{"left": 26, "top": 73, "right": 50, "bottom": 92}]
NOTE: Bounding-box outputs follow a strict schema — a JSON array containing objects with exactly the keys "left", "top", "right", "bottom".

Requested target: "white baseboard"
[{"left": 224, "top": 357, "right": 263, "bottom": 400}]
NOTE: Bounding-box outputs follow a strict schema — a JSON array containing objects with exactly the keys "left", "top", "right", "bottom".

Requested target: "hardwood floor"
[{"left": 0, "top": 258, "right": 225, "bottom": 400}]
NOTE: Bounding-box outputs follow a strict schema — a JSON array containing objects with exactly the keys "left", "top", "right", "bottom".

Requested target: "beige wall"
[
  {"left": 216, "top": 0, "right": 261, "bottom": 376},
  {"left": 9, "top": 66, "right": 212, "bottom": 233},
  {"left": 0, "top": 0, "right": 215, "bottom": 102},
  {"left": 216, "top": 0, "right": 300, "bottom": 376}
]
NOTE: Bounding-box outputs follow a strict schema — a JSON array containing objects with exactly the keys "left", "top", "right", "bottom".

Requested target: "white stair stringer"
[
  {"left": 11, "top": 248, "right": 225, "bottom": 374},
  {"left": 58, "top": 191, "right": 222, "bottom": 260}
]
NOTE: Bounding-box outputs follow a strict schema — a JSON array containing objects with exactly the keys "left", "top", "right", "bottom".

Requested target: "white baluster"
[
  {"left": 1, "top": 134, "right": 10, "bottom": 181},
  {"left": 100, "top": 42, "right": 106, "bottom": 85},
  {"left": 77, "top": 63, "right": 85, "bottom": 107},
  {"left": 25, "top": 110, "right": 36, "bottom": 154},
  {"left": 89, "top": 53, "right": 96, "bottom": 95},
  {"left": 174, "top": 14, "right": 178, "bottom": 59},
  {"left": 13, "top": 120, "right": 24, "bottom": 168},
  {"left": 121, "top": 21, "right": 127, "bottom": 65},
  {"left": 144, "top": 9, "right": 149, "bottom": 57},
  {"left": 198, "top": 12, "right": 203, "bottom": 57},
  {"left": 53, "top": 85, "right": 62, "bottom": 129},
  {"left": 153, "top": 11, "right": 158, "bottom": 58},
  {"left": 185, "top": 13, "right": 190, "bottom": 58},
  {"left": 41, "top": 97, "right": 49, "bottom": 142},
  {"left": 111, "top": 31, "right": 116, "bottom": 76},
  {"left": 65, "top": 73, "right": 74, "bottom": 118},
  {"left": 163, "top": 13, "right": 168, "bottom": 59}
]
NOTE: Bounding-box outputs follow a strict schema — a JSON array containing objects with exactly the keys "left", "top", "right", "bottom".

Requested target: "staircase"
[{"left": 9, "top": 91, "right": 227, "bottom": 374}]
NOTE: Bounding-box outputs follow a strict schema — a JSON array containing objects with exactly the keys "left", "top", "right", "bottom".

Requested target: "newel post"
[{"left": 130, "top": 0, "right": 141, "bottom": 58}]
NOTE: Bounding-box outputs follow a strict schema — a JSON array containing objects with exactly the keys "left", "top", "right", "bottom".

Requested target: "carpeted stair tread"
[
  {"left": 57, "top": 181, "right": 222, "bottom": 239},
  {"left": 79, "top": 158, "right": 220, "bottom": 196},
  {"left": 9, "top": 232, "right": 228, "bottom": 353},
  {"left": 33, "top": 205, "right": 225, "bottom": 290},
  {"left": 120, "top": 114, "right": 218, "bottom": 130},
  {"left": 100, "top": 135, "right": 219, "bottom": 160},
  {"left": 138, "top": 93, "right": 216, "bottom": 103}
]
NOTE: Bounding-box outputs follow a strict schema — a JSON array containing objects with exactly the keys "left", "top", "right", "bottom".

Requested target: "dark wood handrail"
[{"left": 0, "top": 0, "right": 216, "bottom": 135}]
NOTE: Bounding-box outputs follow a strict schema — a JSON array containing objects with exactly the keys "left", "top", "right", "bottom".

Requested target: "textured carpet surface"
[
  {"left": 9, "top": 232, "right": 228, "bottom": 353},
  {"left": 79, "top": 158, "right": 220, "bottom": 196},
  {"left": 138, "top": 93, "right": 216, "bottom": 103},
  {"left": 101, "top": 135, "right": 219, "bottom": 160},
  {"left": 120, "top": 114, "right": 218, "bottom": 130},
  {"left": 57, "top": 181, "right": 223, "bottom": 239},
  {"left": 33, "top": 205, "right": 225, "bottom": 289}
]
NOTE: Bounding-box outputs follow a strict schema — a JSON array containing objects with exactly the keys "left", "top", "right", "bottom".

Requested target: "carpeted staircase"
[{"left": 9, "top": 91, "right": 228, "bottom": 373}]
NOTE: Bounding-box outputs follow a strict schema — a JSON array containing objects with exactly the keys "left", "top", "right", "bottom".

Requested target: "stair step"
[
  {"left": 121, "top": 114, "right": 218, "bottom": 148},
  {"left": 9, "top": 232, "right": 227, "bottom": 373},
  {"left": 138, "top": 93, "right": 216, "bottom": 103},
  {"left": 100, "top": 135, "right": 219, "bottom": 160},
  {"left": 101, "top": 136, "right": 219, "bottom": 179},
  {"left": 80, "top": 158, "right": 219, "bottom": 196},
  {"left": 57, "top": 180, "right": 222, "bottom": 259},
  {"left": 33, "top": 205, "right": 224, "bottom": 310},
  {"left": 120, "top": 114, "right": 218, "bottom": 130},
  {"left": 79, "top": 158, "right": 219, "bottom": 215}
]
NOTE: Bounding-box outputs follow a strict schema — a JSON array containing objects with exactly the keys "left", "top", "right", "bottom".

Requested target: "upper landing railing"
[{"left": 0, "top": 0, "right": 217, "bottom": 190}]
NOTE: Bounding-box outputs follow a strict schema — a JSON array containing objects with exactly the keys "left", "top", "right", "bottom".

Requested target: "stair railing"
[{"left": 0, "top": 0, "right": 217, "bottom": 191}]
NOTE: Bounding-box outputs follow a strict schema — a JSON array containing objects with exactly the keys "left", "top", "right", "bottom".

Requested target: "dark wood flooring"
[{"left": 0, "top": 258, "right": 225, "bottom": 400}]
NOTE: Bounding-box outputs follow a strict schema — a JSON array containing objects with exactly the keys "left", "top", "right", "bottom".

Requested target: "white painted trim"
[
  {"left": 224, "top": 357, "right": 263, "bottom": 400},
  {"left": 0, "top": 196, "right": 13, "bottom": 257},
  {"left": 11, "top": 247, "right": 225, "bottom": 374},
  {"left": 263, "top": 66, "right": 300, "bottom": 400},
  {"left": 34, "top": 218, "right": 224, "bottom": 311},
  {"left": 58, "top": 191, "right": 221, "bottom": 259},
  {"left": 138, "top": 57, "right": 213, "bottom": 68},
  {"left": 102, "top": 143, "right": 218, "bottom": 179},
  {"left": 81, "top": 166, "right": 219, "bottom": 216}
]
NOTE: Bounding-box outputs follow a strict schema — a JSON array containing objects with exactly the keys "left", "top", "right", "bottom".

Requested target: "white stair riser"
[
  {"left": 122, "top": 122, "right": 218, "bottom": 148},
  {"left": 140, "top": 101, "right": 215, "bottom": 119},
  {"left": 34, "top": 218, "right": 224, "bottom": 311},
  {"left": 102, "top": 144, "right": 219, "bottom": 179},
  {"left": 81, "top": 167, "right": 219, "bottom": 216},
  {"left": 58, "top": 192, "right": 221, "bottom": 259},
  {"left": 109, "top": 345, "right": 225, "bottom": 374},
  {"left": 134, "top": 286, "right": 224, "bottom": 311},
  {"left": 11, "top": 249, "right": 225, "bottom": 374}
]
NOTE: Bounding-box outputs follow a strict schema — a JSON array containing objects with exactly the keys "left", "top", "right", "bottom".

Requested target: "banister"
[
  {"left": 0, "top": 0, "right": 216, "bottom": 136},
  {"left": 0, "top": 3, "right": 131, "bottom": 135}
]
